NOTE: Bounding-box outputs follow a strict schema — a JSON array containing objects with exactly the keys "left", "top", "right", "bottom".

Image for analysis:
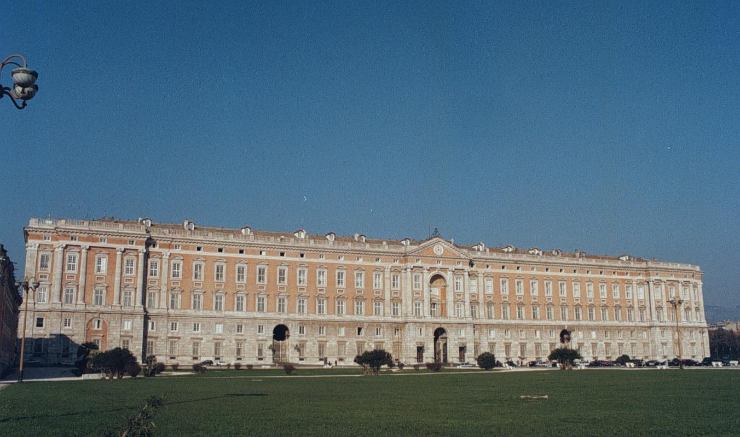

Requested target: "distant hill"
[{"left": 704, "top": 305, "right": 740, "bottom": 324}]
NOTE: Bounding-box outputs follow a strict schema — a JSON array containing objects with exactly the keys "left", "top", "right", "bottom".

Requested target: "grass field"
[{"left": 1, "top": 369, "right": 739, "bottom": 436}]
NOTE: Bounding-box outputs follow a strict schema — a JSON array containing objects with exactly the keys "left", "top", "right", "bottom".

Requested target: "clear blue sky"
[{"left": 1, "top": 1, "right": 738, "bottom": 306}]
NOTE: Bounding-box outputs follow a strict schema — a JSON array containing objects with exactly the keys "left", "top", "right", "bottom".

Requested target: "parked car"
[
  {"left": 456, "top": 363, "right": 477, "bottom": 369},
  {"left": 200, "top": 360, "right": 214, "bottom": 366},
  {"left": 629, "top": 359, "right": 645, "bottom": 368}
]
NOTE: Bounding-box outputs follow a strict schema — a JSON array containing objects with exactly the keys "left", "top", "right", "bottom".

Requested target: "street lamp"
[
  {"left": 1, "top": 54, "right": 39, "bottom": 110},
  {"left": 667, "top": 296, "right": 685, "bottom": 369},
  {"left": 15, "top": 279, "right": 39, "bottom": 382}
]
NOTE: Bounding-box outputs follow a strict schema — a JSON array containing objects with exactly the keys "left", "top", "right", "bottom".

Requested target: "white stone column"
[
  {"left": 383, "top": 268, "right": 391, "bottom": 316},
  {"left": 402, "top": 268, "right": 412, "bottom": 316},
  {"left": 446, "top": 270, "right": 454, "bottom": 318},
  {"left": 422, "top": 270, "right": 430, "bottom": 317},
  {"left": 160, "top": 252, "right": 170, "bottom": 308},
  {"left": 77, "top": 245, "right": 88, "bottom": 304},
  {"left": 51, "top": 244, "right": 65, "bottom": 303},
  {"left": 463, "top": 270, "right": 471, "bottom": 319},
  {"left": 113, "top": 248, "right": 123, "bottom": 306},
  {"left": 135, "top": 249, "right": 145, "bottom": 307}
]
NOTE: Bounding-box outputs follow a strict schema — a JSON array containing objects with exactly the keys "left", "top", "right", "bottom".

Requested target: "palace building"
[{"left": 19, "top": 217, "right": 710, "bottom": 366}]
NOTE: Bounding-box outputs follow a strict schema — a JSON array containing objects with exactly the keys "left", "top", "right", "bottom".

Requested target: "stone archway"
[
  {"left": 272, "top": 324, "right": 289, "bottom": 364},
  {"left": 434, "top": 327, "right": 448, "bottom": 364},
  {"left": 429, "top": 274, "right": 447, "bottom": 318}
]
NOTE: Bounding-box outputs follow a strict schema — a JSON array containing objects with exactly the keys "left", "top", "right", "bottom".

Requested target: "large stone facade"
[
  {"left": 19, "top": 217, "right": 710, "bottom": 366},
  {"left": 0, "top": 244, "right": 21, "bottom": 375}
]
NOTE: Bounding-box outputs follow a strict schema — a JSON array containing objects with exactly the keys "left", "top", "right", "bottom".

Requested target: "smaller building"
[
  {"left": 0, "top": 244, "right": 21, "bottom": 376},
  {"left": 709, "top": 321, "right": 740, "bottom": 331}
]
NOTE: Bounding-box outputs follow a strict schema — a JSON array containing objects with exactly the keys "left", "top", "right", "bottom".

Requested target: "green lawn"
[{"left": 1, "top": 369, "right": 739, "bottom": 436}]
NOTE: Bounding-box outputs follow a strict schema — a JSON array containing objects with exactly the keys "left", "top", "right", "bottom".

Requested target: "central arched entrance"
[
  {"left": 434, "top": 327, "right": 448, "bottom": 363},
  {"left": 272, "top": 324, "right": 289, "bottom": 364}
]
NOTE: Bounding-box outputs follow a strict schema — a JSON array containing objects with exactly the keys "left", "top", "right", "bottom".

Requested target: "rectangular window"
[
  {"left": 560, "top": 306, "right": 568, "bottom": 321},
  {"left": 392, "top": 302, "right": 400, "bottom": 316},
  {"left": 148, "top": 260, "right": 159, "bottom": 277},
  {"left": 278, "top": 266, "right": 287, "bottom": 285},
  {"left": 373, "top": 272, "right": 383, "bottom": 289},
  {"left": 192, "top": 322, "right": 201, "bottom": 333},
  {"left": 587, "top": 283, "right": 594, "bottom": 298},
  {"left": 192, "top": 342, "right": 200, "bottom": 358},
  {"left": 298, "top": 298, "right": 306, "bottom": 314},
  {"left": 236, "top": 295, "right": 245, "bottom": 312},
  {"left": 192, "top": 294, "right": 202, "bottom": 310},
  {"left": 214, "top": 294, "right": 224, "bottom": 311},
  {"left": 35, "top": 317, "right": 45, "bottom": 328},
  {"left": 355, "top": 271, "right": 364, "bottom": 289},
  {"left": 559, "top": 281, "right": 567, "bottom": 297},
  {"left": 485, "top": 278, "right": 493, "bottom": 294},
  {"left": 236, "top": 341, "right": 244, "bottom": 358},
  {"left": 455, "top": 302, "right": 464, "bottom": 318},
  {"left": 236, "top": 324, "right": 244, "bottom": 334},
  {"left": 298, "top": 325, "right": 306, "bottom": 335},
  {"left": 122, "top": 290, "right": 132, "bottom": 307},
  {"left": 297, "top": 268, "right": 307, "bottom": 286},
  {"left": 215, "top": 323, "right": 223, "bottom": 334},
  {"left": 454, "top": 276, "right": 463, "bottom": 292},
  {"left": 336, "top": 270, "right": 345, "bottom": 288},
  {"left": 317, "top": 298, "right": 326, "bottom": 314},
  {"left": 170, "top": 292, "right": 181, "bottom": 309},
  {"left": 215, "top": 264, "right": 225, "bottom": 282},
  {"left": 148, "top": 320, "right": 156, "bottom": 331},
  {"left": 500, "top": 279, "right": 509, "bottom": 295},
  {"left": 530, "top": 280, "right": 538, "bottom": 296},
  {"left": 573, "top": 282, "right": 581, "bottom": 298},
  {"left": 169, "top": 321, "right": 178, "bottom": 332},
  {"left": 544, "top": 281, "right": 552, "bottom": 297},
  {"left": 486, "top": 302, "right": 494, "bottom": 319},
  {"left": 588, "top": 307, "right": 595, "bottom": 321},
  {"left": 516, "top": 305, "right": 524, "bottom": 319},
  {"left": 612, "top": 284, "right": 620, "bottom": 299},
  {"left": 532, "top": 306, "right": 540, "bottom": 320},
  {"left": 601, "top": 307, "right": 608, "bottom": 321},
  {"left": 168, "top": 340, "right": 177, "bottom": 356},
  {"left": 236, "top": 264, "right": 246, "bottom": 283},
  {"left": 93, "top": 288, "right": 104, "bottom": 306},
  {"left": 336, "top": 299, "right": 345, "bottom": 315},
  {"left": 63, "top": 287, "right": 75, "bottom": 305},
  {"left": 625, "top": 285, "right": 633, "bottom": 299},
  {"left": 546, "top": 306, "right": 554, "bottom": 320},
  {"left": 575, "top": 307, "right": 582, "bottom": 321},
  {"left": 123, "top": 320, "right": 134, "bottom": 331},
  {"left": 373, "top": 301, "right": 383, "bottom": 316},
  {"left": 391, "top": 273, "right": 400, "bottom": 289},
  {"left": 637, "top": 286, "right": 645, "bottom": 300},
  {"left": 193, "top": 263, "right": 203, "bottom": 281},
  {"left": 413, "top": 273, "right": 422, "bottom": 290},
  {"left": 599, "top": 284, "right": 607, "bottom": 299},
  {"left": 257, "top": 266, "right": 266, "bottom": 284},
  {"left": 317, "top": 269, "right": 327, "bottom": 287},
  {"left": 66, "top": 253, "right": 78, "bottom": 273},
  {"left": 257, "top": 324, "right": 265, "bottom": 334},
  {"left": 257, "top": 296, "right": 266, "bottom": 312},
  {"left": 124, "top": 258, "right": 135, "bottom": 276},
  {"left": 502, "top": 304, "right": 510, "bottom": 320},
  {"left": 414, "top": 301, "right": 422, "bottom": 317},
  {"left": 354, "top": 300, "right": 364, "bottom": 315},
  {"left": 39, "top": 253, "right": 51, "bottom": 271},
  {"left": 214, "top": 342, "right": 223, "bottom": 358},
  {"left": 63, "top": 317, "right": 72, "bottom": 328},
  {"left": 171, "top": 261, "right": 181, "bottom": 279},
  {"left": 95, "top": 256, "right": 107, "bottom": 274}
]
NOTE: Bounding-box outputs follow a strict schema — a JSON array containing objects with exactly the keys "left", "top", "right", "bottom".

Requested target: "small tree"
[
  {"left": 354, "top": 350, "right": 393, "bottom": 375},
  {"left": 93, "top": 348, "right": 138, "bottom": 379},
  {"left": 192, "top": 364, "right": 207, "bottom": 374},
  {"left": 476, "top": 352, "right": 496, "bottom": 370},
  {"left": 143, "top": 355, "right": 165, "bottom": 377},
  {"left": 75, "top": 342, "right": 99, "bottom": 375},
  {"left": 615, "top": 354, "right": 631, "bottom": 366},
  {"left": 548, "top": 348, "right": 582, "bottom": 370},
  {"left": 283, "top": 363, "right": 296, "bottom": 375}
]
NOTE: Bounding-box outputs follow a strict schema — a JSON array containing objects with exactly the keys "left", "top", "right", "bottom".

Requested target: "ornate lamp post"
[
  {"left": 667, "top": 296, "right": 685, "bottom": 369},
  {"left": 15, "top": 279, "right": 39, "bottom": 382},
  {"left": 1, "top": 54, "right": 39, "bottom": 109}
]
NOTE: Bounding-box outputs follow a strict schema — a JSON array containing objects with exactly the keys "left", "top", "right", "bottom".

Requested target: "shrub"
[
  {"left": 397, "top": 362, "right": 405, "bottom": 370},
  {"left": 413, "top": 364, "right": 420, "bottom": 371},
  {"left": 75, "top": 342, "right": 99, "bottom": 375},
  {"left": 234, "top": 363, "right": 242, "bottom": 370},
  {"left": 154, "top": 362, "right": 165, "bottom": 374},
  {"left": 476, "top": 352, "right": 497, "bottom": 370},
  {"left": 354, "top": 350, "right": 394, "bottom": 375},
  {"left": 615, "top": 354, "right": 631, "bottom": 366},
  {"left": 170, "top": 363, "right": 179, "bottom": 371},
  {"left": 126, "top": 361, "right": 142, "bottom": 378},
  {"left": 425, "top": 362, "right": 442, "bottom": 372},
  {"left": 226, "top": 363, "right": 232, "bottom": 370},
  {"left": 283, "top": 364, "right": 296, "bottom": 375},
  {"left": 143, "top": 355, "right": 165, "bottom": 377},
  {"left": 246, "top": 364, "right": 253, "bottom": 370},
  {"left": 192, "top": 364, "right": 207, "bottom": 374},
  {"left": 548, "top": 347, "right": 583, "bottom": 369},
  {"left": 104, "top": 396, "right": 164, "bottom": 437},
  {"left": 93, "top": 347, "right": 138, "bottom": 379}
]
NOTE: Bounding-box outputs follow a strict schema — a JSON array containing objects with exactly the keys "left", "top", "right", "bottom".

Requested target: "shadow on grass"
[{"left": 0, "top": 393, "right": 267, "bottom": 423}]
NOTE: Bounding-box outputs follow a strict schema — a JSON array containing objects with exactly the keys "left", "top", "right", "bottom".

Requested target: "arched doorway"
[
  {"left": 434, "top": 327, "right": 448, "bottom": 364},
  {"left": 429, "top": 274, "right": 447, "bottom": 317},
  {"left": 272, "top": 324, "right": 289, "bottom": 364}
]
